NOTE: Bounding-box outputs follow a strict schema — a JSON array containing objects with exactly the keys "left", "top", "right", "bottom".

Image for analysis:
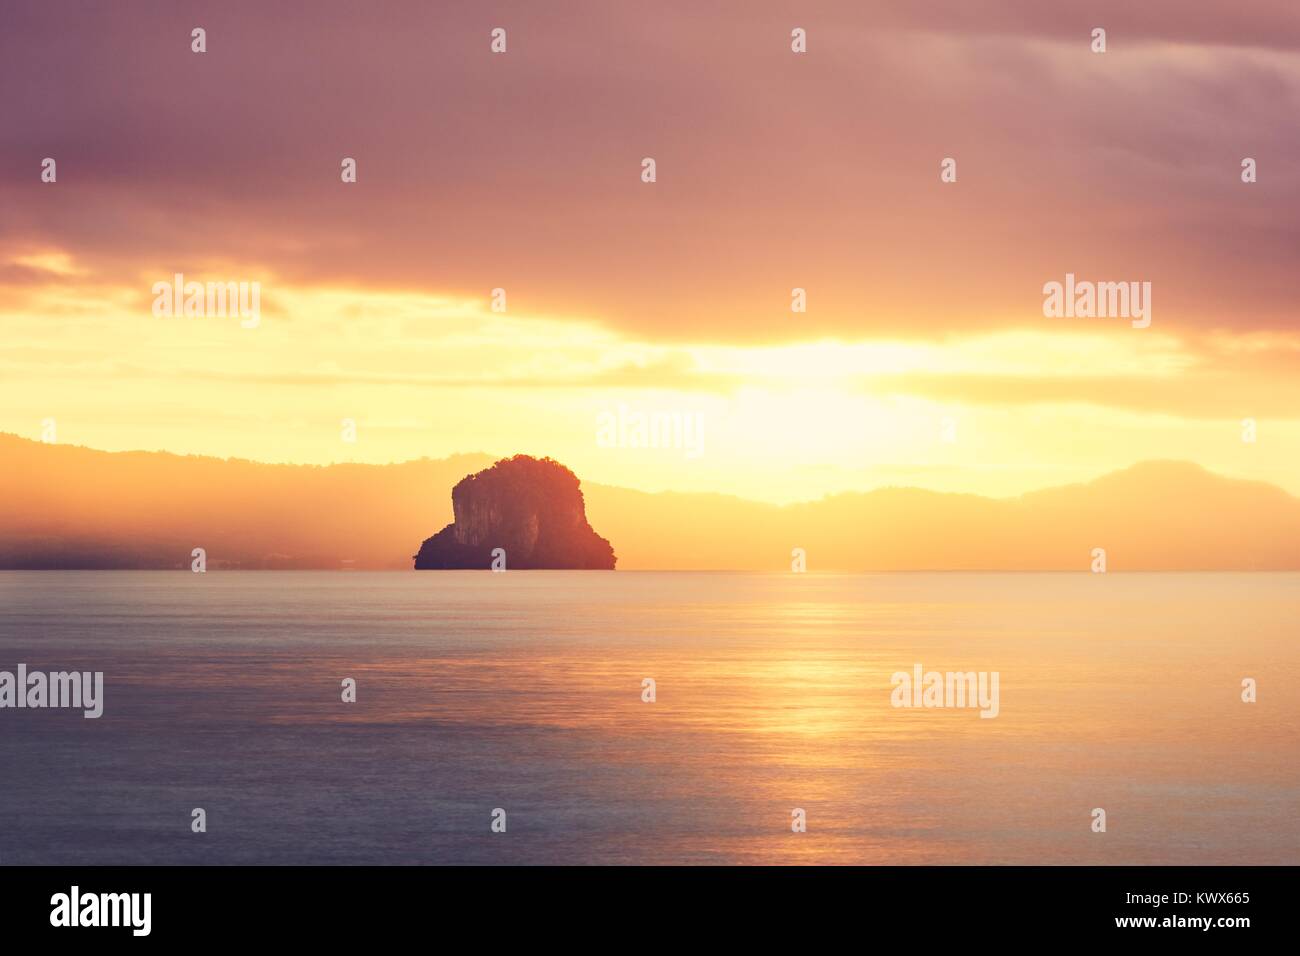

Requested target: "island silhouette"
[
  {"left": 4, "top": 433, "right": 1300, "bottom": 570},
  {"left": 413, "top": 455, "right": 616, "bottom": 570}
]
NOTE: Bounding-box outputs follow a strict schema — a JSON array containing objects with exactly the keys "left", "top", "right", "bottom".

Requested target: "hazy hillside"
[
  {"left": 3, "top": 434, "right": 1298, "bottom": 570},
  {"left": 584, "top": 463, "right": 1300, "bottom": 570},
  {"left": 0, "top": 434, "right": 491, "bottom": 569}
]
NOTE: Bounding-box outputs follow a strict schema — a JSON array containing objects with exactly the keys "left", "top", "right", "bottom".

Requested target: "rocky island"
[{"left": 413, "top": 455, "right": 617, "bottom": 570}]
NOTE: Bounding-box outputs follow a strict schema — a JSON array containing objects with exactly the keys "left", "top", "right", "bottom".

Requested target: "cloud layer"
[{"left": 3, "top": 0, "right": 1297, "bottom": 342}]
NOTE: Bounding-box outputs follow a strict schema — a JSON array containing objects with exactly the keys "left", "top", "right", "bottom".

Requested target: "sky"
[{"left": 1, "top": 0, "right": 1298, "bottom": 503}]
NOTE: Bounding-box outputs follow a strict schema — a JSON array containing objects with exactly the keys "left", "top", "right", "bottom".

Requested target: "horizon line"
[{"left": 2, "top": 430, "right": 1288, "bottom": 509}]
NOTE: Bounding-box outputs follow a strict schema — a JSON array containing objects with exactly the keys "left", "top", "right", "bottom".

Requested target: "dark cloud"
[{"left": 2, "top": 0, "right": 1297, "bottom": 342}]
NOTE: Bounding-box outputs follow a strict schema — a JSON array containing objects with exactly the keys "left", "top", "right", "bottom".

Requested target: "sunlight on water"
[{"left": 1, "top": 571, "right": 1295, "bottom": 864}]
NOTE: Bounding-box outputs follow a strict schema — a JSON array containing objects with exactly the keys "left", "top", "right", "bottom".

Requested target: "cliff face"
[{"left": 413, "top": 455, "right": 616, "bottom": 570}]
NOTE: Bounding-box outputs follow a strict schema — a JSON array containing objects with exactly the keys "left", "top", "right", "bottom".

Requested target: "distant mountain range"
[{"left": 2, "top": 433, "right": 1297, "bottom": 570}]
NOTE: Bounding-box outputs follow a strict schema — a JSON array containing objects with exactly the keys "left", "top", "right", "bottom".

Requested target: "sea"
[{"left": 1, "top": 571, "right": 1295, "bottom": 865}]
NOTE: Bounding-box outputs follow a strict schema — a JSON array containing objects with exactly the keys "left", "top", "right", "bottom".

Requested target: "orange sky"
[{"left": 2, "top": 0, "right": 1297, "bottom": 503}]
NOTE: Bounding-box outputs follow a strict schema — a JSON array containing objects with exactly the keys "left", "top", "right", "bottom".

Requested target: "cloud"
[{"left": 1, "top": 1, "right": 1296, "bottom": 345}]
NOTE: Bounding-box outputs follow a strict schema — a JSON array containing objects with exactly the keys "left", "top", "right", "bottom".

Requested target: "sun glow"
[{"left": 2, "top": 252, "right": 1299, "bottom": 504}]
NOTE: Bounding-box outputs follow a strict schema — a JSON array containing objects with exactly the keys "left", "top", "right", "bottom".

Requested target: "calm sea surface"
[{"left": 0, "top": 571, "right": 1295, "bottom": 865}]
